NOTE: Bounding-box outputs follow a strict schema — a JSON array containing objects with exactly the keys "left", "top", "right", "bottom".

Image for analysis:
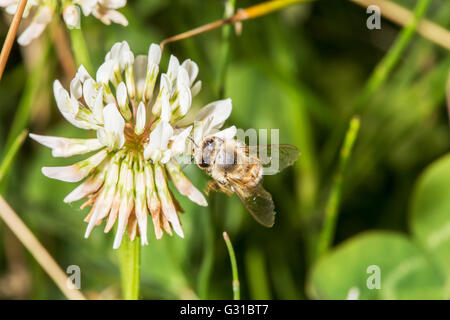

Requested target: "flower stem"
[
  {"left": 223, "top": 232, "right": 240, "bottom": 300},
  {"left": 118, "top": 235, "right": 141, "bottom": 300},
  {"left": 316, "top": 116, "right": 360, "bottom": 259},
  {"left": 69, "top": 28, "right": 93, "bottom": 73},
  {"left": 216, "top": 0, "right": 236, "bottom": 99}
]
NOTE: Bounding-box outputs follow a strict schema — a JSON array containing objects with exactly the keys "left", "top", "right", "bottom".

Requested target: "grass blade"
[{"left": 223, "top": 231, "right": 240, "bottom": 300}]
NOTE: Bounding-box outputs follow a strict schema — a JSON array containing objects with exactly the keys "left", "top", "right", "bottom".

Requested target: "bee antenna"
[{"left": 187, "top": 136, "right": 199, "bottom": 148}]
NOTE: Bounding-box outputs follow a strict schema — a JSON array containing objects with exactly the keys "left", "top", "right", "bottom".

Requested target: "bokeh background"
[{"left": 0, "top": 0, "right": 449, "bottom": 299}]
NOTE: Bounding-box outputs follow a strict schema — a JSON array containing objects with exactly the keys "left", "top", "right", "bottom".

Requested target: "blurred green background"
[{"left": 0, "top": 0, "right": 449, "bottom": 299}]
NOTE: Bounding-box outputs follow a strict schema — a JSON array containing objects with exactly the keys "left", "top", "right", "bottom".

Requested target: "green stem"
[
  {"left": 354, "top": 0, "right": 431, "bottom": 112},
  {"left": 316, "top": 116, "right": 360, "bottom": 258},
  {"left": 118, "top": 235, "right": 141, "bottom": 300},
  {"left": 217, "top": 0, "right": 236, "bottom": 99},
  {"left": 69, "top": 28, "right": 93, "bottom": 73},
  {"left": 322, "top": 0, "right": 431, "bottom": 172},
  {"left": 223, "top": 231, "right": 240, "bottom": 300},
  {"left": 197, "top": 194, "right": 215, "bottom": 299}
]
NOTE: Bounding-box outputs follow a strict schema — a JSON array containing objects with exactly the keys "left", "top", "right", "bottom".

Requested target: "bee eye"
[{"left": 199, "top": 159, "right": 210, "bottom": 168}]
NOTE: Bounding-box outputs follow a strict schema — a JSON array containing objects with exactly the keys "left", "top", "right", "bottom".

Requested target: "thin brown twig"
[
  {"left": 350, "top": 0, "right": 450, "bottom": 51},
  {"left": 0, "top": 0, "right": 28, "bottom": 80},
  {"left": 0, "top": 195, "right": 87, "bottom": 300},
  {"left": 160, "top": 0, "right": 313, "bottom": 51}
]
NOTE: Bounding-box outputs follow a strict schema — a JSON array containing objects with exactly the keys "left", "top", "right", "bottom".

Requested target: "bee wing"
[
  {"left": 246, "top": 144, "right": 300, "bottom": 175},
  {"left": 230, "top": 180, "right": 275, "bottom": 227}
]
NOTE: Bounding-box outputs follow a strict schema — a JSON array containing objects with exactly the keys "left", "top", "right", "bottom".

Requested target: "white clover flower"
[
  {"left": 0, "top": 0, "right": 128, "bottom": 46},
  {"left": 30, "top": 41, "right": 234, "bottom": 249}
]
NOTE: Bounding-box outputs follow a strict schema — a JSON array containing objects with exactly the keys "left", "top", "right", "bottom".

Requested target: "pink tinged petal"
[
  {"left": 144, "top": 163, "right": 162, "bottom": 239},
  {"left": 29, "top": 133, "right": 103, "bottom": 157},
  {"left": 170, "top": 126, "right": 192, "bottom": 156},
  {"left": 64, "top": 167, "right": 106, "bottom": 203},
  {"left": 113, "top": 165, "right": 134, "bottom": 249},
  {"left": 128, "top": 215, "right": 138, "bottom": 242},
  {"left": 181, "top": 59, "right": 199, "bottom": 86},
  {"left": 135, "top": 169, "right": 148, "bottom": 245},
  {"left": 135, "top": 102, "right": 146, "bottom": 135},
  {"left": 42, "top": 149, "right": 108, "bottom": 183},
  {"left": 212, "top": 126, "right": 237, "bottom": 140},
  {"left": 154, "top": 163, "right": 184, "bottom": 238},
  {"left": 166, "top": 160, "right": 207, "bottom": 206},
  {"left": 85, "top": 152, "right": 121, "bottom": 237}
]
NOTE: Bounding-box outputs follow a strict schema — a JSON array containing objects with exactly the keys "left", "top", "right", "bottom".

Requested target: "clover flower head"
[
  {"left": 30, "top": 41, "right": 235, "bottom": 249},
  {"left": 0, "top": 0, "right": 128, "bottom": 46}
]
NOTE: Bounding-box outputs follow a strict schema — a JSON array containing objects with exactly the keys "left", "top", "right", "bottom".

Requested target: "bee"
[{"left": 193, "top": 136, "right": 300, "bottom": 227}]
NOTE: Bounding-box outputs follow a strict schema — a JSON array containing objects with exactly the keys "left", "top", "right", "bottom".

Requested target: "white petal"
[
  {"left": 191, "top": 80, "right": 202, "bottom": 97},
  {"left": 101, "top": 103, "right": 125, "bottom": 149},
  {"left": 116, "top": 82, "right": 127, "bottom": 107},
  {"left": 133, "top": 55, "right": 148, "bottom": 99},
  {"left": 96, "top": 60, "right": 115, "bottom": 84},
  {"left": 42, "top": 150, "right": 107, "bottom": 183},
  {"left": 148, "top": 43, "right": 161, "bottom": 66},
  {"left": 154, "top": 164, "right": 184, "bottom": 238},
  {"left": 212, "top": 126, "right": 237, "bottom": 140},
  {"left": 70, "top": 77, "right": 83, "bottom": 100},
  {"left": 160, "top": 93, "right": 171, "bottom": 121},
  {"left": 93, "top": 87, "right": 104, "bottom": 122},
  {"left": 195, "top": 98, "right": 232, "bottom": 130},
  {"left": 177, "top": 86, "right": 192, "bottom": 116},
  {"left": 167, "top": 55, "right": 179, "bottom": 81},
  {"left": 166, "top": 160, "right": 207, "bottom": 206},
  {"left": 29, "top": 133, "right": 104, "bottom": 157},
  {"left": 176, "top": 67, "right": 190, "bottom": 88},
  {"left": 135, "top": 102, "right": 146, "bottom": 135},
  {"left": 181, "top": 59, "right": 199, "bottom": 86},
  {"left": 170, "top": 126, "right": 192, "bottom": 156},
  {"left": 64, "top": 170, "right": 105, "bottom": 203}
]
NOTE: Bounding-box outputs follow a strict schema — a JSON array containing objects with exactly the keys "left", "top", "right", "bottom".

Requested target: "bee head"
[{"left": 196, "top": 136, "right": 222, "bottom": 169}]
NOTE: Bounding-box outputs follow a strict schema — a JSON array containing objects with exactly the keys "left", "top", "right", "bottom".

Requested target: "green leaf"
[
  {"left": 410, "top": 153, "right": 450, "bottom": 291},
  {"left": 307, "top": 231, "right": 446, "bottom": 300}
]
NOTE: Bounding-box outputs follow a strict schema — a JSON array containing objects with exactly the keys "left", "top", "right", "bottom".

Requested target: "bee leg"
[{"left": 206, "top": 180, "right": 233, "bottom": 196}]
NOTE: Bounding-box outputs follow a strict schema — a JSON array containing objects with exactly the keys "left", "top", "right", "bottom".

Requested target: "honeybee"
[{"left": 194, "top": 136, "right": 300, "bottom": 227}]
